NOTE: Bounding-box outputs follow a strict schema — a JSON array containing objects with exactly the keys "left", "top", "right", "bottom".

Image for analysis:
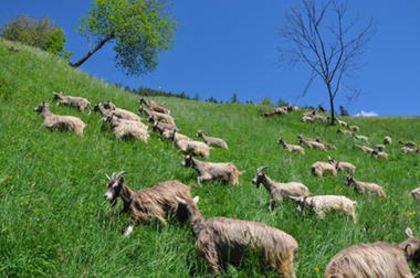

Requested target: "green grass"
[{"left": 0, "top": 38, "right": 419, "bottom": 277}]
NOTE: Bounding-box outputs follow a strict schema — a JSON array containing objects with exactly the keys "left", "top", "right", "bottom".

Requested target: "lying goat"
[
  {"left": 353, "top": 134, "right": 369, "bottom": 142},
  {"left": 401, "top": 146, "right": 419, "bottom": 154},
  {"left": 53, "top": 91, "right": 90, "bottom": 112},
  {"left": 103, "top": 171, "right": 198, "bottom": 236},
  {"left": 290, "top": 195, "right": 357, "bottom": 223},
  {"left": 278, "top": 138, "right": 305, "bottom": 154},
  {"left": 399, "top": 140, "right": 417, "bottom": 148},
  {"left": 297, "top": 135, "right": 326, "bottom": 150},
  {"left": 252, "top": 166, "right": 311, "bottom": 210},
  {"left": 262, "top": 107, "right": 288, "bottom": 117},
  {"left": 181, "top": 155, "right": 242, "bottom": 185},
  {"left": 325, "top": 228, "right": 420, "bottom": 277},
  {"left": 196, "top": 130, "right": 228, "bottom": 149},
  {"left": 179, "top": 198, "right": 299, "bottom": 277},
  {"left": 104, "top": 115, "right": 149, "bottom": 143},
  {"left": 345, "top": 176, "right": 386, "bottom": 197},
  {"left": 34, "top": 102, "right": 86, "bottom": 136},
  {"left": 328, "top": 158, "right": 356, "bottom": 174},
  {"left": 371, "top": 150, "right": 389, "bottom": 160},
  {"left": 315, "top": 137, "right": 336, "bottom": 150},
  {"left": 355, "top": 144, "right": 374, "bottom": 154},
  {"left": 139, "top": 98, "right": 170, "bottom": 114},
  {"left": 171, "top": 130, "right": 210, "bottom": 157}
]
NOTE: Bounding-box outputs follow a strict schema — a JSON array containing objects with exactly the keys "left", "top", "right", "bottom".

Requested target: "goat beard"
[{"left": 110, "top": 197, "right": 118, "bottom": 208}]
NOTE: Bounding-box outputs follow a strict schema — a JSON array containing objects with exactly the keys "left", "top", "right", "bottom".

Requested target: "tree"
[
  {"left": 279, "top": 0, "right": 374, "bottom": 125},
  {"left": 230, "top": 93, "right": 239, "bottom": 103},
  {"left": 339, "top": 105, "right": 350, "bottom": 116},
  {"left": 72, "top": 0, "right": 176, "bottom": 76},
  {"left": 1, "top": 15, "right": 71, "bottom": 58}
]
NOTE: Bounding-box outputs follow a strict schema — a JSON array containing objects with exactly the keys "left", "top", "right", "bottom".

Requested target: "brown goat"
[
  {"left": 53, "top": 91, "right": 91, "bottom": 112},
  {"left": 179, "top": 198, "right": 299, "bottom": 277},
  {"left": 139, "top": 98, "right": 170, "bottom": 114},
  {"left": 325, "top": 228, "right": 420, "bottom": 277},
  {"left": 103, "top": 171, "right": 198, "bottom": 236}
]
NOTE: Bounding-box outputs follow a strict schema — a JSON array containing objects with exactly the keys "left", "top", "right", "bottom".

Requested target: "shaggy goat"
[
  {"left": 105, "top": 115, "right": 149, "bottom": 143},
  {"left": 290, "top": 195, "right": 357, "bottom": 223},
  {"left": 345, "top": 176, "right": 386, "bottom": 197},
  {"left": 104, "top": 113, "right": 148, "bottom": 130},
  {"left": 328, "top": 158, "right": 356, "bottom": 174},
  {"left": 325, "top": 228, "right": 420, "bottom": 277},
  {"left": 278, "top": 138, "right": 305, "bottom": 154},
  {"left": 103, "top": 171, "right": 198, "bottom": 236},
  {"left": 252, "top": 166, "right": 311, "bottom": 210},
  {"left": 384, "top": 136, "right": 392, "bottom": 145},
  {"left": 103, "top": 101, "right": 142, "bottom": 122},
  {"left": 371, "top": 150, "right": 389, "bottom": 160},
  {"left": 353, "top": 134, "right": 369, "bottom": 142},
  {"left": 170, "top": 130, "right": 210, "bottom": 157},
  {"left": 53, "top": 91, "right": 91, "bottom": 112},
  {"left": 297, "top": 135, "right": 326, "bottom": 150},
  {"left": 139, "top": 106, "right": 175, "bottom": 126},
  {"left": 179, "top": 198, "right": 299, "bottom": 277},
  {"left": 196, "top": 130, "right": 228, "bottom": 149},
  {"left": 401, "top": 146, "right": 419, "bottom": 154},
  {"left": 355, "top": 144, "right": 374, "bottom": 154},
  {"left": 399, "top": 140, "right": 417, "bottom": 148},
  {"left": 315, "top": 137, "right": 336, "bottom": 150},
  {"left": 375, "top": 144, "right": 386, "bottom": 152},
  {"left": 34, "top": 102, "right": 86, "bottom": 136},
  {"left": 311, "top": 161, "right": 337, "bottom": 177},
  {"left": 411, "top": 188, "right": 420, "bottom": 201},
  {"left": 139, "top": 98, "right": 170, "bottom": 114},
  {"left": 181, "top": 155, "right": 242, "bottom": 185}
]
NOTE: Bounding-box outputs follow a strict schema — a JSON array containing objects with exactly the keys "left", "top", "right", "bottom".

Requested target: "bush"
[{"left": 0, "top": 15, "right": 71, "bottom": 58}]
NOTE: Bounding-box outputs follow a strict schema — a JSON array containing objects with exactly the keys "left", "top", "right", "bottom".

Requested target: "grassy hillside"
[{"left": 0, "top": 38, "right": 419, "bottom": 277}]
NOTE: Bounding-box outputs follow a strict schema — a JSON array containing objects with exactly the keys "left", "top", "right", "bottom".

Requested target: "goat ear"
[
  {"left": 405, "top": 227, "right": 413, "bottom": 238},
  {"left": 405, "top": 244, "right": 414, "bottom": 257}
]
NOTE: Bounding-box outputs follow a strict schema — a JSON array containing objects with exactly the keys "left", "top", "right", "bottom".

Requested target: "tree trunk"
[
  {"left": 70, "top": 34, "right": 113, "bottom": 68},
  {"left": 327, "top": 83, "right": 336, "bottom": 125}
]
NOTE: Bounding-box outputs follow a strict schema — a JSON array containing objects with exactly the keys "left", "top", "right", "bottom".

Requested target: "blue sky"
[{"left": 1, "top": 0, "right": 419, "bottom": 116}]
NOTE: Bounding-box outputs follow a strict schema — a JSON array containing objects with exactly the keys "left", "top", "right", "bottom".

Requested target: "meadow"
[{"left": 0, "top": 38, "right": 419, "bottom": 277}]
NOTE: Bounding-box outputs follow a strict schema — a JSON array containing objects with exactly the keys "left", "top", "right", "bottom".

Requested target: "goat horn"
[
  {"left": 115, "top": 171, "right": 126, "bottom": 179},
  {"left": 288, "top": 195, "right": 300, "bottom": 201},
  {"left": 405, "top": 227, "right": 413, "bottom": 238},
  {"left": 106, "top": 174, "right": 111, "bottom": 180},
  {"left": 257, "top": 166, "right": 269, "bottom": 173}
]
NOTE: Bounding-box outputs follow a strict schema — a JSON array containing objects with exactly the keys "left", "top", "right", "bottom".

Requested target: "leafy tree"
[
  {"left": 1, "top": 15, "right": 71, "bottom": 57},
  {"left": 72, "top": 0, "right": 176, "bottom": 76},
  {"left": 230, "top": 93, "right": 239, "bottom": 103}
]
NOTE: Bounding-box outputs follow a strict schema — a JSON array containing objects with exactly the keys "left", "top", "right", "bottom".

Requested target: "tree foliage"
[
  {"left": 0, "top": 15, "right": 71, "bottom": 58},
  {"left": 74, "top": 0, "right": 176, "bottom": 76}
]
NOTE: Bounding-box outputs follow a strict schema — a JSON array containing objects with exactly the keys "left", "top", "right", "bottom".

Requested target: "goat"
[
  {"left": 170, "top": 130, "right": 210, "bottom": 157},
  {"left": 34, "top": 102, "right": 86, "bottom": 136},
  {"left": 315, "top": 137, "right": 336, "bottom": 150},
  {"left": 105, "top": 115, "right": 149, "bottom": 143},
  {"left": 103, "top": 171, "right": 198, "bottom": 236},
  {"left": 328, "top": 158, "right": 356, "bottom": 174},
  {"left": 337, "top": 128, "right": 352, "bottom": 136},
  {"left": 297, "top": 135, "right": 326, "bottom": 150},
  {"left": 53, "top": 91, "right": 91, "bottom": 112},
  {"left": 178, "top": 198, "right": 299, "bottom": 277},
  {"left": 399, "top": 140, "right": 417, "bottom": 148},
  {"left": 262, "top": 107, "right": 288, "bottom": 117},
  {"left": 371, "top": 150, "right": 389, "bottom": 160},
  {"left": 348, "top": 125, "right": 360, "bottom": 132},
  {"left": 95, "top": 101, "right": 141, "bottom": 122},
  {"left": 196, "top": 130, "right": 228, "bottom": 149},
  {"left": 311, "top": 161, "right": 337, "bottom": 177},
  {"left": 335, "top": 118, "right": 348, "bottom": 127},
  {"left": 278, "top": 138, "right": 305, "bottom": 154},
  {"left": 401, "top": 147, "right": 419, "bottom": 154},
  {"left": 384, "top": 136, "right": 392, "bottom": 145},
  {"left": 355, "top": 144, "right": 374, "bottom": 154},
  {"left": 104, "top": 113, "right": 148, "bottom": 130},
  {"left": 353, "top": 134, "right": 369, "bottom": 142},
  {"left": 290, "top": 195, "right": 357, "bottom": 223},
  {"left": 252, "top": 166, "right": 311, "bottom": 210},
  {"left": 325, "top": 228, "right": 420, "bottom": 277},
  {"left": 181, "top": 155, "right": 242, "bottom": 185},
  {"left": 139, "top": 98, "right": 170, "bottom": 114},
  {"left": 139, "top": 106, "right": 175, "bottom": 126},
  {"left": 411, "top": 188, "right": 420, "bottom": 201},
  {"left": 345, "top": 176, "right": 386, "bottom": 197},
  {"left": 375, "top": 144, "right": 386, "bottom": 152}
]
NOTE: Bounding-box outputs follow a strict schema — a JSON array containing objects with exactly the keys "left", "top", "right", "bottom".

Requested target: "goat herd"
[{"left": 33, "top": 92, "right": 419, "bottom": 277}]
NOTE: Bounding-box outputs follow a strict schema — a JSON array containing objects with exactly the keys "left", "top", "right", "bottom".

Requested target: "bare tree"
[{"left": 279, "top": 0, "right": 374, "bottom": 124}]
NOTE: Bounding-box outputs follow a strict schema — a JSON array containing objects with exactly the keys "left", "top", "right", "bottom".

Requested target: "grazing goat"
[
  {"left": 196, "top": 130, "right": 228, "bottom": 149},
  {"left": 411, "top": 188, "right": 420, "bottom": 201},
  {"left": 103, "top": 171, "right": 198, "bottom": 236},
  {"left": 328, "top": 158, "right": 356, "bottom": 174},
  {"left": 262, "top": 107, "right": 288, "bottom": 117},
  {"left": 371, "top": 150, "right": 389, "bottom": 160},
  {"left": 170, "top": 130, "right": 210, "bottom": 157},
  {"left": 401, "top": 146, "right": 419, "bottom": 154},
  {"left": 297, "top": 135, "right": 326, "bottom": 150},
  {"left": 105, "top": 115, "right": 149, "bottom": 143},
  {"left": 53, "top": 91, "right": 91, "bottom": 112},
  {"left": 353, "top": 134, "right": 369, "bottom": 142},
  {"left": 399, "top": 140, "right": 417, "bottom": 148},
  {"left": 179, "top": 198, "right": 299, "bottom": 277},
  {"left": 384, "top": 136, "right": 392, "bottom": 145},
  {"left": 345, "top": 176, "right": 386, "bottom": 197},
  {"left": 325, "top": 228, "right": 420, "bottom": 277},
  {"left": 278, "top": 138, "right": 305, "bottom": 154},
  {"left": 311, "top": 161, "right": 337, "bottom": 177},
  {"left": 181, "top": 155, "right": 242, "bottom": 185},
  {"left": 337, "top": 128, "right": 352, "bottom": 136},
  {"left": 34, "top": 102, "right": 86, "bottom": 136},
  {"left": 139, "top": 98, "right": 170, "bottom": 114},
  {"left": 139, "top": 106, "right": 175, "bottom": 126},
  {"left": 290, "top": 195, "right": 357, "bottom": 223},
  {"left": 315, "top": 137, "right": 336, "bottom": 150},
  {"left": 355, "top": 144, "right": 374, "bottom": 154},
  {"left": 252, "top": 166, "right": 311, "bottom": 210}
]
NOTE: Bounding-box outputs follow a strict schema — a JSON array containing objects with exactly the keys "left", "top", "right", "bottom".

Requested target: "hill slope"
[{"left": 0, "top": 39, "right": 419, "bottom": 277}]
